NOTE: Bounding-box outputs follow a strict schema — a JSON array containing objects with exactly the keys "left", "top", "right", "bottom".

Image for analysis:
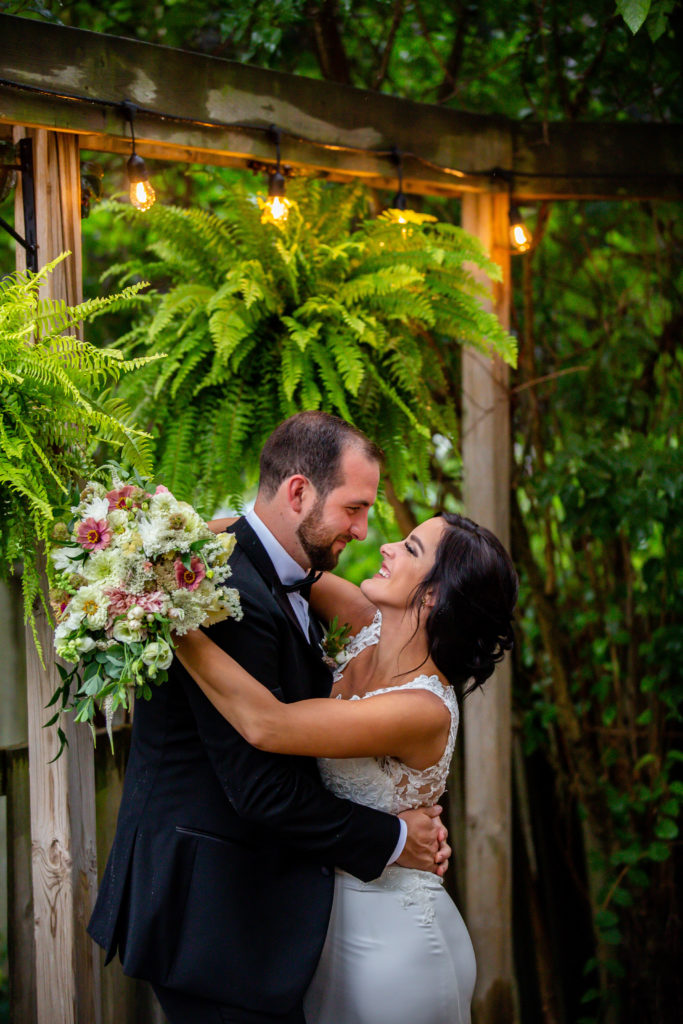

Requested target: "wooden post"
[
  {"left": 14, "top": 126, "right": 101, "bottom": 1024},
  {"left": 460, "top": 192, "right": 516, "bottom": 1023},
  {"left": 4, "top": 744, "right": 36, "bottom": 1024}
]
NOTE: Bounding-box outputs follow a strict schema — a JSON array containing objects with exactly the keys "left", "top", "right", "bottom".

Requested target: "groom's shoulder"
[{"left": 226, "top": 536, "right": 273, "bottom": 599}]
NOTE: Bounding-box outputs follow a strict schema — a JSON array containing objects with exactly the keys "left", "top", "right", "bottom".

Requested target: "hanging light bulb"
[
  {"left": 262, "top": 167, "right": 291, "bottom": 225},
  {"left": 509, "top": 203, "right": 532, "bottom": 253},
  {"left": 127, "top": 154, "right": 156, "bottom": 211},
  {"left": 260, "top": 127, "right": 291, "bottom": 226},
  {"left": 122, "top": 101, "right": 156, "bottom": 212}
]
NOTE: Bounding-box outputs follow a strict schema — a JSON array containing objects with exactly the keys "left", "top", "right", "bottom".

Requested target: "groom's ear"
[{"left": 283, "top": 474, "right": 313, "bottom": 513}]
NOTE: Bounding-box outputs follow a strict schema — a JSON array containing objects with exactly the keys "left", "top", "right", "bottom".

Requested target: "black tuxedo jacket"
[{"left": 88, "top": 518, "right": 400, "bottom": 1013}]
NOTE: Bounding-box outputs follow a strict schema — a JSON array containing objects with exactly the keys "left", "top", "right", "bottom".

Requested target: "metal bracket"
[{"left": 0, "top": 137, "right": 38, "bottom": 271}]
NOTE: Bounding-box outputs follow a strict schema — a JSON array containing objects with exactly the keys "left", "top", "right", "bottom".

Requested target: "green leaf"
[
  {"left": 616, "top": 0, "right": 651, "bottom": 34},
  {"left": 654, "top": 817, "right": 678, "bottom": 840},
  {"left": 634, "top": 753, "right": 657, "bottom": 772}
]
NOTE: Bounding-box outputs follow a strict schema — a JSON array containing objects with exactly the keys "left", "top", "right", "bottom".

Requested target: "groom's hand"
[{"left": 396, "top": 805, "right": 451, "bottom": 876}]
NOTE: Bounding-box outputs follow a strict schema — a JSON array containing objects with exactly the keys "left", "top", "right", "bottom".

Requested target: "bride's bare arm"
[
  {"left": 308, "top": 571, "right": 376, "bottom": 635},
  {"left": 206, "top": 517, "right": 376, "bottom": 634},
  {"left": 175, "top": 630, "right": 450, "bottom": 768},
  {"left": 207, "top": 516, "right": 238, "bottom": 533}
]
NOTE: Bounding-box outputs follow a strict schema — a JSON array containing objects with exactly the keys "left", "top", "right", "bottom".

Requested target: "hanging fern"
[
  {"left": 107, "top": 180, "right": 516, "bottom": 509},
  {"left": 0, "top": 253, "right": 159, "bottom": 644}
]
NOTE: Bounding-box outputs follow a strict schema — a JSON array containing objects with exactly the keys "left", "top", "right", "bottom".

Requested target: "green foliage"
[
  {"left": 106, "top": 180, "right": 515, "bottom": 512},
  {"left": 513, "top": 199, "right": 683, "bottom": 1019},
  {"left": 0, "top": 253, "right": 158, "bottom": 642},
  {"left": 616, "top": 0, "right": 676, "bottom": 41}
]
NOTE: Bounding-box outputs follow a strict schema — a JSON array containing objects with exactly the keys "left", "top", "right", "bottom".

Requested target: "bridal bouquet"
[{"left": 48, "top": 474, "right": 242, "bottom": 752}]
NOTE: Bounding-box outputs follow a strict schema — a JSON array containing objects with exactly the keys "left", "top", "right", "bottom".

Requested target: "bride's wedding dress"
[{"left": 303, "top": 613, "right": 476, "bottom": 1024}]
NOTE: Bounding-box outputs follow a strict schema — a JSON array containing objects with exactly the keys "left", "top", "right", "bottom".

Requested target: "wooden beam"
[
  {"left": 0, "top": 14, "right": 507, "bottom": 198},
  {"left": 460, "top": 192, "right": 516, "bottom": 1024},
  {"left": 513, "top": 121, "right": 683, "bottom": 202},
  {"left": 15, "top": 127, "right": 100, "bottom": 1024},
  {"left": 2, "top": 14, "right": 681, "bottom": 200}
]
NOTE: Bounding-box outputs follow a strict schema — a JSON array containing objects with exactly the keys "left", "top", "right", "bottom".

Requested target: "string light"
[
  {"left": 260, "top": 126, "right": 291, "bottom": 226},
  {"left": 122, "top": 101, "right": 156, "bottom": 212},
  {"left": 509, "top": 203, "right": 532, "bottom": 253}
]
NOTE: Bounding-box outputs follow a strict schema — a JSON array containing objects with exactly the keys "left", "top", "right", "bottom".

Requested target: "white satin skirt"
[{"left": 304, "top": 869, "right": 476, "bottom": 1024}]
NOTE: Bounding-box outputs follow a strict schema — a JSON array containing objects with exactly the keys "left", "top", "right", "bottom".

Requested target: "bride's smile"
[{"left": 362, "top": 516, "right": 446, "bottom": 614}]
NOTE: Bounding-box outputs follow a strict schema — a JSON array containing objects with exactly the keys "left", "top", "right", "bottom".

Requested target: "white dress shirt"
[{"left": 244, "top": 510, "right": 407, "bottom": 865}]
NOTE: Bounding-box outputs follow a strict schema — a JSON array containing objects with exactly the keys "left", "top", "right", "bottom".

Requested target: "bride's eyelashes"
[{"left": 404, "top": 541, "right": 417, "bottom": 556}]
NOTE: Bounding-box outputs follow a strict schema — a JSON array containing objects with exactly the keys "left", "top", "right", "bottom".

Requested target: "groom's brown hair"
[{"left": 258, "top": 412, "right": 382, "bottom": 499}]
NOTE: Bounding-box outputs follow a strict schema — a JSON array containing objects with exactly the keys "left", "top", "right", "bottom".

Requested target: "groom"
[{"left": 89, "top": 412, "right": 449, "bottom": 1024}]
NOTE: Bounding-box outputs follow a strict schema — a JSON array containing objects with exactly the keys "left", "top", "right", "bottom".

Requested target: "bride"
[{"left": 176, "top": 511, "right": 517, "bottom": 1024}]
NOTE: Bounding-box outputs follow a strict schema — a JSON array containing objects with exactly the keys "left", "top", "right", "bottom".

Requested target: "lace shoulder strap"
[
  {"left": 361, "top": 675, "right": 460, "bottom": 765},
  {"left": 364, "top": 674, "right": 458, "bottom": 721},
  {"left": 333, "top": 609, "right": 381, "bottom": 678}
]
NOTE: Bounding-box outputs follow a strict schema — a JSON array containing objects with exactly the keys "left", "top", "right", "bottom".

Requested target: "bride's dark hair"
[{"left": 409, "top": 513, "right": 518, "bottom": 697}]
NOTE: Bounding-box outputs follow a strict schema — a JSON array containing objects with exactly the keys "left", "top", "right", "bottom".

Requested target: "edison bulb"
[
  {"left": 261, "top": 195, "right": 291, "bottom": 226},
  {"left": 130, "top": 179, "right": 156, "bottom": 212}
]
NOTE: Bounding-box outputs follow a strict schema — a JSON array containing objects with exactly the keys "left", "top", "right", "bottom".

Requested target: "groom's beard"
[{"left": 297, "top": 500, "right": 353, "bottom": 571}]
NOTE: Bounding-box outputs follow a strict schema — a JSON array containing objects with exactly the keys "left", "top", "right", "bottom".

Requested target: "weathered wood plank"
[
  {"left": 4, "top": 13, "right": 680, "bottom": 200},
  {"left": 513, "top": 121, "right": 683, "bottom": 201},
  {"left": 5, "top": 745, "right": 37, "bottom": 1024},
  {"left": 15, "top": 126, "right": 100, "bottom": 1023},
  {"left": 3, "top": 729, "right": 164, "bottom": 1023},
  {"left": 0, "top": 13, "right": 506, "bottom": 197},
  {"left": 460, "top": 192, "right": 516, "bottom": 1024}
]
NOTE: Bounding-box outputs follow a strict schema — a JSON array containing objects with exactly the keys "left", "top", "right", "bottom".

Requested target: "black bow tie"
[{"left": 282, "top": 569, "right": 323, "bottom": 600}]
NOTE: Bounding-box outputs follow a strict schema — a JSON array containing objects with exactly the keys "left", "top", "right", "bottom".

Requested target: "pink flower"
[
  {"left": 106, "top": 485, "right": 140, "bottom": 510},
  {"left": 174, "top": 557, "right": 206, "bottom": 591},
  {"left": 155, "top": 485, "right": 170, "bottom": 495},
  {"left": 76, "top": 517, "right": 112, "bottom": 551},
  {"left": 104, "top": 587, "right": 135, "bottom": 630},
  {"left": 138, "top": 591, "right": 167, "bottom": 613}
]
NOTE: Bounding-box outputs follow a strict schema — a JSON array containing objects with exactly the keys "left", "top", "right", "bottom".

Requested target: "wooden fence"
[{"left": 1, "top": 727, "right": 163, "bottom": 1023}]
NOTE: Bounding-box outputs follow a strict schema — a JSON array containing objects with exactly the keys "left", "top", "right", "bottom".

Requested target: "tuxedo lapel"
[{"left": 232, "top": 520, "right": 331, "bottom": 689}]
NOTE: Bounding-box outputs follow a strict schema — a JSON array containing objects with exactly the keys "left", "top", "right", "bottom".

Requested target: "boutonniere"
[{"left": 319, "top": 615, "right": 352, "bottom": 670}]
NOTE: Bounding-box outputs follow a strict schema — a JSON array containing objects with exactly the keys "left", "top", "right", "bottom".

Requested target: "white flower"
[
  {"left": 112, "top": 620, "right": 145, "bottom": 644},
  {"left": 108, "top": 508, "right": 130, "bottom": 530},
  {"left": 79, "top": 496, "right": 110, "bottom": 522},
  {"left": 52, "top": 546, "right": 83, "bottom": 572},
  {"left": 148, "top": 491, "right": 176, "bottom": 516},
  {"left": 69, "top": 585, "right": 109, "bottom": 630},
  {"left": 81, "top": 547, "right": 125, "bottom": 585},
  {"left": 136, "top": 515, "right": 168, "bottom": 557},
  {"left": 141, "top": 640, "right": 174, "bottom": 675}
]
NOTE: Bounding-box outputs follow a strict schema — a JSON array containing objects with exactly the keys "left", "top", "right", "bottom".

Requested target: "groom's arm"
[{"left": 179, "top": 583, "right": 401, "bottom": 882}]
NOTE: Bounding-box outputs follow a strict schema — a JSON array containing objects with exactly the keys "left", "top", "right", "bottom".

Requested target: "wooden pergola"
[{"left": 1, "top": 13, "right": 681, "bottom": 1024}]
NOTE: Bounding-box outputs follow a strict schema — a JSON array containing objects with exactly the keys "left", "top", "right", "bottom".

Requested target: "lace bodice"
[
  {"left": 319, "top": 611, "right": 459, "bottom": 814},
  {"left": 319, "top": 611, "right": 459, "bottom": 917}
]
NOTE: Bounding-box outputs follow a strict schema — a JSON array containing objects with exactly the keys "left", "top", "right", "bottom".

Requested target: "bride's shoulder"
[
  {"left": 335, "top": 609, "right": 381, "bottom": 664},
  {"left": 370, "top": 674, "right": 458, "bottom": 727}
]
